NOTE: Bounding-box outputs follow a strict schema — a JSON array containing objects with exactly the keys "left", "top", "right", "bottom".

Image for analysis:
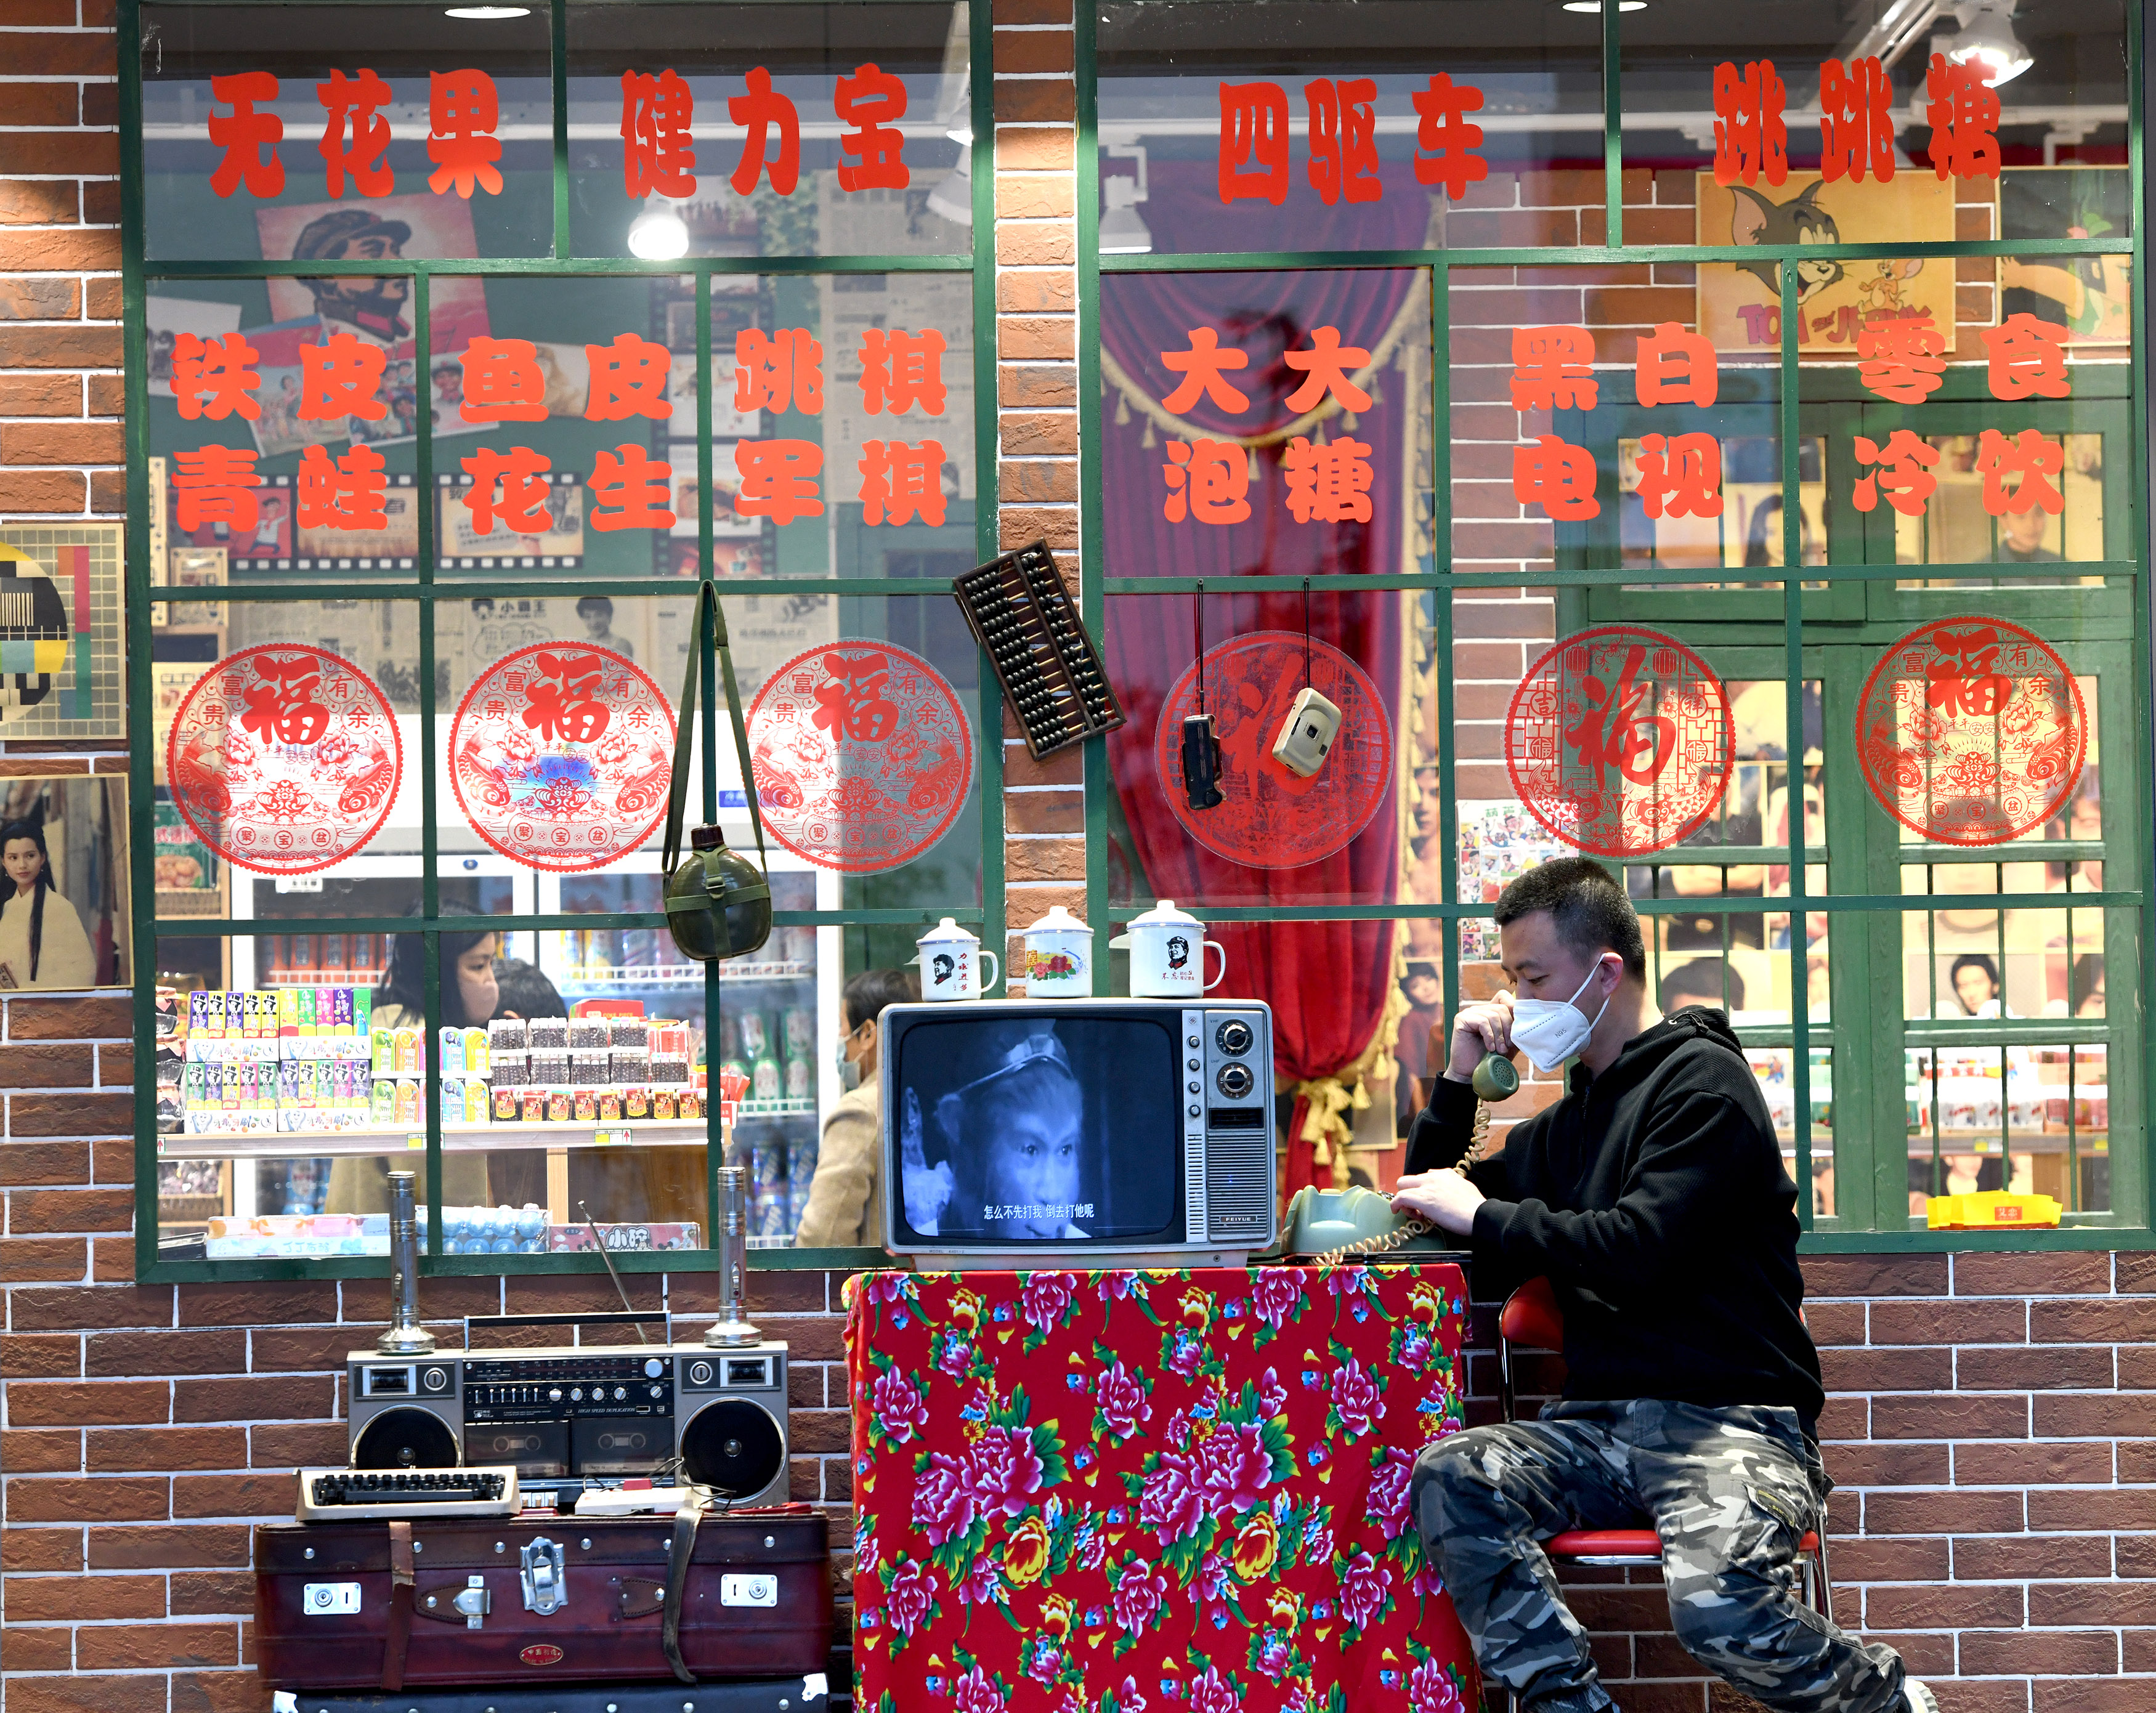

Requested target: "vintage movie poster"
[
  {"left": 255, "top": 193, "right": 490, "bottom": 355},
  {"left": 145, "top": 296, "right": 241, "bottom": 399},
  {"left": 2000, "top": 165, "right": 2132, "bottom": 345},
  {"left": 0, "top": 525, "right": 124, "bottom": 740},
  {"left": 1695, "top": 172, "right": 1959, "bottom": 354},
  {"left": 0, "top": 774, "right": 129, "bottom": 988}
]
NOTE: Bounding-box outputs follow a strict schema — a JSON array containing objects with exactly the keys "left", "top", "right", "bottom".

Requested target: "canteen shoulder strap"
[{"left": 661, "top": 580, "right": 769, "bottom": 885}]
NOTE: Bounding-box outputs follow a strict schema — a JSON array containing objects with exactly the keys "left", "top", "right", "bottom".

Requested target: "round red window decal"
[
  {"left": 1855, "top": 616, "right": 2085, "bottom": 846},
  {"left": 1154, "top": 631, "right": 1392, "bottom": 870},
  {"left": 164, "top": 644, "right": 402, "bottom": 876},
  {"left": 1504, "top": 626, "right": 1732, "bottom": 858},
  {"left": 746, "top": 642, "right": 975, "bottom": 873},
  {"left": 449, "top": 644, "right": 677, "bottom": 873}
]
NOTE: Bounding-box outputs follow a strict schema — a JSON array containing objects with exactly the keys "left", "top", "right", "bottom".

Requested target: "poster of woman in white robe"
[{"left": 0, "top": 777, "right": 128, "bottom": 989}]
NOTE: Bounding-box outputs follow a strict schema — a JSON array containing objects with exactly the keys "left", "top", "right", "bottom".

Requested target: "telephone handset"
[{"left": 1267, "top": 1052, "right": 1517, "bottom": 1262}]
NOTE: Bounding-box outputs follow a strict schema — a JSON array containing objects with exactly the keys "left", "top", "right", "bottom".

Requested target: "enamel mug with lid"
[
  {"left": 1021, "top": 905, "right": 1092, "bottom": 996},
  {"left": 1111, "top": 900, "right": 1228, "bottom": 999},
  {"left": 915, "top": 916, "right": 1000, "bottom": 1001}
]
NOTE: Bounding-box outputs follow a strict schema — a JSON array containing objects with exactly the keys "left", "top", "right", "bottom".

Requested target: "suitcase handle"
[
  {"left": 662, "top": 1498, "right": 704, "bottom": 1687},
  {"left": 463, "top": 1311, "right": 673, "bottom": 1346}
]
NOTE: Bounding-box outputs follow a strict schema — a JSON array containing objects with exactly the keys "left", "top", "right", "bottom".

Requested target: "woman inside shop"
[
  {"left": 325, "top": 928, "right": 500, "bottom": 1214},
  {"left": 0, "top": 817, "right": 94, "bottom": 990},
  {"left": 794, "top": 966, "right": 917, "bottom": 1247}
]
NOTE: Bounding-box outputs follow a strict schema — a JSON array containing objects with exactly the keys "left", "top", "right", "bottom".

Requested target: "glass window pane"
[
  {"left": 1100, "top": 268, "right": 1433, "bottom": 579},
  {"left": 1104, "top": 586, "right": 1417, "bottom": 907},
  {"left": 1618, "top": 0, "right": 2132, "bottom": 237},
  {"left": 1447, "top": 264, "right": 1788, "bottom": 592},
  {"left": 565, "top": 2, "right": 971, "bottom": 260},
  {"left": 142, "top": 2, "right": 555, "bottom": 262},
  {"left": 1096, "top": 0, "right": 1604, "bottom": 257}
]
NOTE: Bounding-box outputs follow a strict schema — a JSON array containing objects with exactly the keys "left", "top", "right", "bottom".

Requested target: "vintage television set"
[{"left": 877, "top": 998, "right": 1276, "bottom": 1268}]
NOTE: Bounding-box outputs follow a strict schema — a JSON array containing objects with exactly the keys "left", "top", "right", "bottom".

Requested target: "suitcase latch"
[
  {"left": 521, "top": 1537, "right": 567, "bottom": 1616},
  {"left": 455, "top": 1577, "right": 490, "bottom": 1629}
]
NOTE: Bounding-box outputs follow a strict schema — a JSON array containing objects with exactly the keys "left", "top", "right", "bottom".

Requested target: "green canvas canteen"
[{"left": 660, "top": 581, "right": 772, "bottom": 964}]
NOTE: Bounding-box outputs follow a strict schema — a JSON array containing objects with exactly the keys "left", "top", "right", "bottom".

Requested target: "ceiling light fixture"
[
  {"left": 626, "top": 198, "right": 691, "bottom": 261},
  {"left": 1945, "top": 0, "right": 2033, "bottom": 84},
  {"left": 444, "top": 6, "right": 532, "bottom": 17},
  {"left": 1560, "top": 2, "right": 1647, "bottom": 12},
  {"left": 1100, "top": 144, "right": 1153, "bottom": 255}
]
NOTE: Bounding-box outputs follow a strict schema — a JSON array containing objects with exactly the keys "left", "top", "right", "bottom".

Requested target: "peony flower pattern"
[{"left": 847, "top": 1265, "right": 1472, "bottom": 1712}]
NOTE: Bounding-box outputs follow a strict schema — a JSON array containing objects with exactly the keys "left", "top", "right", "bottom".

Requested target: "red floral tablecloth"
[{"left": 843, "top": 1265, "right": 1477, "bottom": 1713}]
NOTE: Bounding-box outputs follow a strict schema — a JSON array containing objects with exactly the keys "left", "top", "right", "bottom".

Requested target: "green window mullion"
[
  {"left": 1779, "top": 254, "right": 1812, "bottom": 1228},
  {"left": 1432, "top": 264, "right": 1459, "bottom": 1066},
  {"left": 123, "top": 0, "right": 159, "bottom": 1280}
]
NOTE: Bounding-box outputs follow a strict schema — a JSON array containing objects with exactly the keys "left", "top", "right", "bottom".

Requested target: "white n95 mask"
[{"left": 1509, "top": 959, "right": 1612, "bottom": 1073}]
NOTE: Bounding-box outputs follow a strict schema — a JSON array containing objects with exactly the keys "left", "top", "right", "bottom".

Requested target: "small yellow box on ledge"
[{"left": 1926, "top": 1190, "right": 2064, "bottom": 1231}]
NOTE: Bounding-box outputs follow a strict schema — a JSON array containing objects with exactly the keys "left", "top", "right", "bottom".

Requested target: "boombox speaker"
[{"left": 347, "top": 1313, "right": 790, "bottom": 1507}]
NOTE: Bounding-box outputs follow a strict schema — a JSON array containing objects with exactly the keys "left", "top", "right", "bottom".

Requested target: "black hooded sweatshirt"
[{"left": 1403, "top": 1005, "right": 1824, "bottom": 1435}]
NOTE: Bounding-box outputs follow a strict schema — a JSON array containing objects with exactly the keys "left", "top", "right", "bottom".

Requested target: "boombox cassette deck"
[{"left": 348, "top": 1339, "right": 790, "bottom": 1509}]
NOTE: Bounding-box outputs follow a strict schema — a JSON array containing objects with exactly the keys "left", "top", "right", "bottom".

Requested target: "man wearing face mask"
[
  {"left": 793, "top": 966, "right": 919, "bottom": 1248},
  {"left": 1393, "top": 859, "right": 1935, "bottom": 1713}
]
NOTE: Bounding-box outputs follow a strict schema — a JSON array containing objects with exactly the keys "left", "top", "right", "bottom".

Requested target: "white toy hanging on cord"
[{"left": 1271, "top": 577, "right": 1342, "bottom": 779}]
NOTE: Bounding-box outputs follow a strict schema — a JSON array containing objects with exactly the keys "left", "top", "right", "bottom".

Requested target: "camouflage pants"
[{"left": 1412, "top": 1399, "right": 1904, "bottom": 1713}]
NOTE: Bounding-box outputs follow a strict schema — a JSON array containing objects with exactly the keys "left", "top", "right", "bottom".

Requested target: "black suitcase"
[{"left": 272, "top": 1677, "right": 838, "bottom": 1713}]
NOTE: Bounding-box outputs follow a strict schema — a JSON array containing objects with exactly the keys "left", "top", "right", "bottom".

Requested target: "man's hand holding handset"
[{"left": 1388, "top": 989, "right": 1517, "bottom": 1236}]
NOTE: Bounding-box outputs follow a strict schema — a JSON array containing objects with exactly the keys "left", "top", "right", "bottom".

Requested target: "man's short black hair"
[
  {"left": 1493, "top": 856, "right": 1647, "bottom": 982},
  {"left": 1660, "top": 956, "right": 1743, "bottom": 1014},
  {"left": 843, "top": 965, "right": 920, "bottom": 1034}
]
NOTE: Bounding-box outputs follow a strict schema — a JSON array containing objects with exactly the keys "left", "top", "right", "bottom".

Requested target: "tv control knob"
[
  {"left": 1188, "top": 1104, "right": 1201, "bottom": 1118},
  {"left": 1215, "top": 1019, "right": 1254, "bottom": 1056},
  {"left": 688, "top": 1360, "right": 713, "bottom": 1386},
  {"left": 1186, "top": 1035, "right": 1198, "bottom": 1047},
  {"left": 1215, "top": 1062, "right": 1255, "bottom": 1099},
  {"left": 1186, "top": 1058, "right": 1199, "bottom": 1071},
  {"left": 548, "top": 1388, "right": 563, "bottom": 1401},
  {"left": 644, "top": 1358, "right": 664, "bottom": 1379},
  {"left": 1186, "top": 1079, "right": 1199, "bottom": 1093}
]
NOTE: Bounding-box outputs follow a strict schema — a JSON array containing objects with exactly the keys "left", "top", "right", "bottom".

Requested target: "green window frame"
[
  {"left": 1077, "top": 2, "right": 2152, "bottom": 1250},
  {"left": 123, "top": 0, "right": 999, "bottom": 1281}
]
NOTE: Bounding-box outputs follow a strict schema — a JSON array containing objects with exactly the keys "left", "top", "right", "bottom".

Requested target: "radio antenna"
[
  {"left": 1301, "top": 577, "right": 1312, "bottom": 689},
  {"left": 1194, "top": 580, "right": 1206, "bottom": 715},
  {"left": 578, "top": 1200, "right": 649, "bottom": 1344}
]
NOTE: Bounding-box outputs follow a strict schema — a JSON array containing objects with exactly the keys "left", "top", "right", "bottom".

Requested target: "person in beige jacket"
[{"left": 793, "top": 967, "right": 918, "bottom": 1248}]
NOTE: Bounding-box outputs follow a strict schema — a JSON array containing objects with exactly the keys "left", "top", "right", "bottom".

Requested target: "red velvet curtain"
[{"left": 1099, "top": 225, "right": 1419, "bottom": 1198}]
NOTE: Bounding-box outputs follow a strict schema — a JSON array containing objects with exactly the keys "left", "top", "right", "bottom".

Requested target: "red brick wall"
[{"left": 4, "top": 7, "right": 2154, "bottom": 1713}]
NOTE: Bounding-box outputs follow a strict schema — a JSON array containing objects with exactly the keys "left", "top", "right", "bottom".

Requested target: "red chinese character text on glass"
[
  {"left": 1506, "top": 627, "right": 1733, "bottom": 857},
  {"left": 209, "top": 71, "right": 284, "bottom": 198},
  {"left": 1856, "top": 617, "right": 2084, "bottom": 846},
  {"left": 428, "top": 68, "right": 504, "bottom": 198},
  {"left": 1712, "top": 60, "right": 1788, "bottom": 188},
  {"left": 1217, "top": 81, "right": 1290, "bottom": 206},
  {"left": 1411, "top": 73, "right": 1486, "bottom": 199},
  {"left": 1514, "top": 436, "right": 1600, "bottom": 521},
  {"left": 622, "top": 68, "right": 696, "bottom": 198},
  {"left": 728, "top": 68, "right": 800, "bottom": 196},
  {"left": 1161, "top": 328, "right": 1251, "bottom": 415},
  {"left": 318, "top": 68, "right": 394, "bottom": 198},
  {"left": 1305, "top": 77, "right": 1380, "bottom": 206},
  {"left": 1162, "top": 439, "right": 1252, "bottom": 525}
]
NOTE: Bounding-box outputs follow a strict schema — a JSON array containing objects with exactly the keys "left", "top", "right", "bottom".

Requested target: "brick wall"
[
  {"left": 6, "top": 6, "right": 2156, "bottom": 1713},
  {"left": 991, "top": 0, "right": 1086, "bottom": 956}
]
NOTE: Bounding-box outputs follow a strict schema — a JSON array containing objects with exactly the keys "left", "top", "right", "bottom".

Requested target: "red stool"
[{"left": 1493, "top": 1278, "right": 1833, "bottom": 1709}]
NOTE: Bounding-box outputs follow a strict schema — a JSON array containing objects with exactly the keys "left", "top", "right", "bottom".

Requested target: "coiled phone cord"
[{"left": 1313, "top": 1098, "right": 1493, "bottom": 1265}]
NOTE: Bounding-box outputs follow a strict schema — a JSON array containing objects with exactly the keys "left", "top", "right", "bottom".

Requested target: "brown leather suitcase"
[{"left": 254, "top": 1507, "right": 832, "bottom": 1691}]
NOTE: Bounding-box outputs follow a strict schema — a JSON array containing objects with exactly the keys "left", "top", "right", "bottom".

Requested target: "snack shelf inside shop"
[{"left": 155, "top": 849, "right": 845, "bottom": 1252}]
